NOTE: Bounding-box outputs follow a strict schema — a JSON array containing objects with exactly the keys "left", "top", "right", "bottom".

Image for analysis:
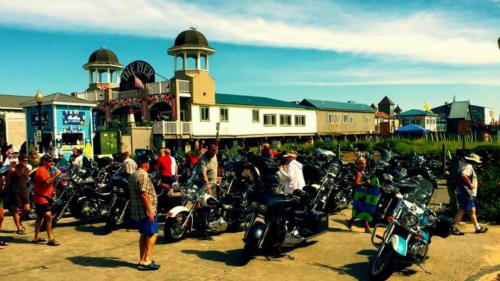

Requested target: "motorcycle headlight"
[
  {"left": 112, "top": 186, "right": 118, "bottom": 193},
  {"left": 402, "top": 213, "right": 419, "bottom": 228},
  {"left": 181, "top": 184, "right": 198, "bottom": 201},
  {"left": 258, "top": 204, "right": 268, "bottom": 214}
]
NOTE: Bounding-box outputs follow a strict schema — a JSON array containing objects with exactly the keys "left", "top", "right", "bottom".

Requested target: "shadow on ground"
[{"left": 67, "top": 256, "right": 136, "bottom": 269}]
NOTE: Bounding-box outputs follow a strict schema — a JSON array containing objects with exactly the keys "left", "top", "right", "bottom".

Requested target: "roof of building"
[
  {"left": 378, "top": 96, "right": 395, "bottom": 105},
  {"left": 375, "top": 111, "right": 390, "bottom": 118},
  {"left": 394, "top": 105, "right": 403, "bottom": 113},
  {"left": 300, "top": 99, "right": 375, "bottom": 112},
  {"left": 173, "top": 29, "right": 211, "bottom": 48},
  {"left": 216, "top": 93, "right": 312, "bottom": 109},
  {"left": 20, "top": 93, "right": 97, "bottom": 107},
  {"left": 84, "top": 47, "right": 122, "bottom": 68},
  {"left": 0, "top": 94, "right": 33, "bottom": 110},
  {"left": 370, "top": 103, "right": 378, "bottom": 110},
  {"left": 397, "top": 109, "right": 437, "bottom": 117},
  {"left": 448, "top": 101, "right": 470, "bottom": 119}
]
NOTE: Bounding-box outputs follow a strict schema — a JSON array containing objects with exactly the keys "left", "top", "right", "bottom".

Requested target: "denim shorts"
[
  {"left": 457, "top": 192, "right": 475, "bottom": 211},
  {"left": 136, "top": 216, "right": 159, "bottom": 237}
]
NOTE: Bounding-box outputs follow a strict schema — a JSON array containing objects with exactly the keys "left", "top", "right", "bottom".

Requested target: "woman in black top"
[{"left": 6, "top": 153, "right": 31, "bottom": 234}]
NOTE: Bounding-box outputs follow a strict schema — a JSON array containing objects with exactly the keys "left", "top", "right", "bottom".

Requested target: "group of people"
[
  {"left": 0, "top": 153, "right": 62, "bottom": 248},
  {"left": 0, "top": 142, "right": 491, "bottom": 270},
  {"left": 0, "top": 147, "right": 94, "bottom": 249}
]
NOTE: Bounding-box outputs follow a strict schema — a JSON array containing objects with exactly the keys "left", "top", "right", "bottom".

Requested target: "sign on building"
[{"left": 458, "top": 120, "right": 471, "bottom": 135}]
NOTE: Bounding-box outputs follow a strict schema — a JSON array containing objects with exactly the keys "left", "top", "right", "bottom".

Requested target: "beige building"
[
  {"left": 0, "top": 94, "right": 32, "bottom": 151},
  {"left": 299, "top": 99, "right": 375, "bottom": 136}
]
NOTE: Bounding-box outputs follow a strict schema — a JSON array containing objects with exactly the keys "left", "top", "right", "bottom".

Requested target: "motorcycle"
[
  {"left": 240, "top": 154, "right": 329, "bottom": 265},
  {"left": 163, "top": 176, "right": 228, "bottom": 242},
  {"left": 104, "top": 164, "right": 131, "bottom": 233},
  {"left": 369, "top": 174, "right": 452, "bottom": 280}
]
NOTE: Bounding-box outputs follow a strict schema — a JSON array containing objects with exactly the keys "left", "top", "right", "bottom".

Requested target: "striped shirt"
[{"left": 129, "top": 168, "right": 157, "bottom": 221}]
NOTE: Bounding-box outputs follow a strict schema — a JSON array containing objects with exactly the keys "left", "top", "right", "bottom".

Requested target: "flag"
[
  {"left": 424, "top": 101, "right": 433, "bottom": 113},
  {"left": 134, "top": 75, "right": 145, "bottom": 89},
  {"left": 98, "top": 82, "right": 107, "bottom": 90}
]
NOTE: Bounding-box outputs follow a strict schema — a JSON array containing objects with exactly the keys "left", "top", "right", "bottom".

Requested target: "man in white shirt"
[
  {"left": 279, "top": 151, "right": 305, "bottom": 194},
  {"left": 165, "top": 148, "right": 178, "bottom": 181},
  {"left": 72, "top": 149, "right": 84, "bottom": 171},
  {"left": 3, "top": 150, "right": 20, "bottom": 166},
  {"left": 123, "top": 151, "right": 138, "bottom": 175}
]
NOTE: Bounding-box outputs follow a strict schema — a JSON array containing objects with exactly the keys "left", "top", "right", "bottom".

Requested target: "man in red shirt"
[
  {"left": 33, "top": 155, "right": 61, "bottom": 246},
  {"left": 155, "top": 150, "right": 172, "bottom": 186}
]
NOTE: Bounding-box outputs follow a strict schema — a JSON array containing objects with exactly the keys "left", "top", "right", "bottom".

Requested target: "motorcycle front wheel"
[
  {"left": 163, "top": 213, "right": 189, "bottom": 242},
  {"left": 371, "top": 244, "right": 395, "bottom": 281},
  {"left": 240, "top": 237, "right": 258, "bottom": 265}
]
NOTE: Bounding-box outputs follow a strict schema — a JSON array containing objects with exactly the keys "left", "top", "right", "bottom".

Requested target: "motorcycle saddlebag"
[
  {"left": 434, "top": 214, "right": 455, "bottom": 238},
  {"left": 303, "top": 210, "right": 329, "bottom": 235}
]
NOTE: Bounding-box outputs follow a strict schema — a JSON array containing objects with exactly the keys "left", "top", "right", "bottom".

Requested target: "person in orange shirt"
[{"left": 32, "top": 155, "right": 61, "bottom": 246}]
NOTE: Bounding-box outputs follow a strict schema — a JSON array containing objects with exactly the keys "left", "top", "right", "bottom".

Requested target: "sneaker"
[
  {"left": 475, "top": 227, "right": 488, "bottom": 234},
  {"left": 452, "top": 228, "right": 465, "bottom": 235},
  {"left": 345, "top": 220, "right": 352, "bottom": 231},
  {"left": 137, "top": 263, "right": 160, "bottom": 271},
  {"left": 365, "top": 229, "right": 374, "bottom": 234}
]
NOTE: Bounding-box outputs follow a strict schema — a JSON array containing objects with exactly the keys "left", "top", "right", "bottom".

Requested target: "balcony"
[{"left": 153, "top": 121, "right": 191, "bottom": 135}]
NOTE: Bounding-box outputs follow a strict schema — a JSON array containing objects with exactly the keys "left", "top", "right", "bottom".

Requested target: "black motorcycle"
[{"left": 240, "top": 154, "right": 329, "bottom": 265}]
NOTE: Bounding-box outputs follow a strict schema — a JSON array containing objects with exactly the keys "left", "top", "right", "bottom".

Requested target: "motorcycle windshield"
[{"left": 393, "top": 176, "right": 434, "bottom": 207}]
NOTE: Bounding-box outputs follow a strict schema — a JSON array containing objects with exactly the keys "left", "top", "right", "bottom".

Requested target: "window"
[
  {"left": 200, "top": 107, "right": 209, "bottom": 121},
  {"left": 263, "top": 114, "right": 276, "bottom": 126},
  {"left": 220, "top": 108, "right": 229, "bottom": 122},
  {"left": 328, "top": 114, "right": 335, "bottom": 124},
  {"left": 61, "top": 133, "right": 83, "bottom": 145},
  {"left": 365, "top": 117, "right": 370, "bottom": 124},
  {"left": 295, "top": 115, "right": 306, "bottom": 126},
  {"left": 343, "top": 114, "right": 349, "bottom": 124},
  {"left": 280, "top": 114, "right": 292, "bottom": 126},
  {"left": 252, "top": 110, "right": 260, "bottom": 122},
  {"left": 350, "top": 116, "right": 354, "bottom": 124}
]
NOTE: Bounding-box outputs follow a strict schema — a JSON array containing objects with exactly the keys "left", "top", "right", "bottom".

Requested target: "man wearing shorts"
[
  {"left": 452, "top": 153, "right": 488, "bottom": 235},
  {"left": 129, "top": 155, "right": 160, "bottom": 270},
  {"left": 33, "top": 155, "right": 61, "bottom": 245}
]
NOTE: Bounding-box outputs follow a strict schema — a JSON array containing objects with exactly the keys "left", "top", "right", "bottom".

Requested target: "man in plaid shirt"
[{"left": 129, "top": 155, "right": 160, "bottom": 270}]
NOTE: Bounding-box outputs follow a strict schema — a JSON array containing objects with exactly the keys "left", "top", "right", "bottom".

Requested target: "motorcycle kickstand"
[
  {"left": 285, "top": 253, "right": 294, "bottom": 260},
  {"left": 417, "top": 263, "right": 431, "bottom": 274}
]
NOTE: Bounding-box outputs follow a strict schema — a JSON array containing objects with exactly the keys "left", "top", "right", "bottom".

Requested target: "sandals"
[
  {"left": 137, "top": 262, "right": 160, "bottom": 271},
  {"left": 16, "top": 226, "right": 26, "bottom": 235},
  {"left": 475, "top": 227, "right": 488, "bottom": 234},
  {"left": 32, "top": 237, "right": 47, "bottom": 243},
  {"left": 365, "top": 228, "right": 374, "bottom": 234},
  {"left": 47, "top": 239, "right": 60, "bottom": 246},
  {"left": 345, "top": 220, "right": 353, "bottom": 231},
  {"left": 452, "top": 228, "right": 465, "bottom": 235},
  {"left": 0, "top": 240, "right": 8, "bottom": 246}
]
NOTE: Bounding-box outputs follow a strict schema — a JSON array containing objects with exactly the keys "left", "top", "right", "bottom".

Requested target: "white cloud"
[{"left": 0, "top": 0, "right": 499, "bottom": 65}]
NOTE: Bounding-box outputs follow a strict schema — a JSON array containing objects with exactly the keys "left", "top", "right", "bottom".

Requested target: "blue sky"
[{"left": 0, "top": 0, "right": 499, "bottom": 114}]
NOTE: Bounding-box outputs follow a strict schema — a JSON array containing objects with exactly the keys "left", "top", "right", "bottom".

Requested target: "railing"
[
  {"left": 147, "top": 81, "right": 171, "bottom": 95},
  {"left": 152, "top": 121, "right": 191, "bottom": 135},
  {"left": 73, "top": 90, "right": 106, "bottom": 101}
]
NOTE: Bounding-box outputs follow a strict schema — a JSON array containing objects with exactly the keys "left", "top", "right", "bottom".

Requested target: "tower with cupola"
[
  {"left": 83, "top": 47, "right": 124, "bottom": 91},
  {"left": 168, "top": 28, "right": 216, "bottom": 105}
]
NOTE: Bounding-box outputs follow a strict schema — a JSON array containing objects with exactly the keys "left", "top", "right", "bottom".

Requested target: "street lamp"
[{"left": 35, "top": 90, "right": 43, "bottom": 153}]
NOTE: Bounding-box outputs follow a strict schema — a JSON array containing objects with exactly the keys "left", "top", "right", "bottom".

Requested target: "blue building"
[{"left": 21, "top": 92, "right": 96, "bottom": 159}]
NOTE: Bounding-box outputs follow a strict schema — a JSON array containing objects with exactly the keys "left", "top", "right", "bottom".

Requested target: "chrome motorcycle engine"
[{"left": 206, "top": 217, "right": 228, "bottom": 233}]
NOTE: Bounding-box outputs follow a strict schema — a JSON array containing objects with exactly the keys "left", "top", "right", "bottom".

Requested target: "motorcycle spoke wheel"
[
  {"left": 164, "top": 214, "right": 188, "bottom": 242},
  {"left": 371, "top": 245, "right": 395, "bottom": 281}
]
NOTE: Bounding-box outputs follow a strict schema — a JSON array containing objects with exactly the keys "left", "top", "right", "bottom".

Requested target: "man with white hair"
[
  {"left": 452, "top": 153, "right": 488, "bottom": 235},
  {"left": 279, "top": 150, "right": 305, "bottom": 194}
]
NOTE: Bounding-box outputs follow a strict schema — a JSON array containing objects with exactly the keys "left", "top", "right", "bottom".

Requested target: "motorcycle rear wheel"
[
  {"left": 371, "top": 244, "right": 395, "bottom": 281},
  {"left": 163, "top": 214, "right": 188, "bottom": 242}
]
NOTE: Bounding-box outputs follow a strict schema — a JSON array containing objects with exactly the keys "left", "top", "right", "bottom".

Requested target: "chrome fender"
[
  {"left": 389, "top": 234, "right": 407, "bottom": 256},
  {"left": 167, "top": 206, "right": 190, "bottom": 218}
]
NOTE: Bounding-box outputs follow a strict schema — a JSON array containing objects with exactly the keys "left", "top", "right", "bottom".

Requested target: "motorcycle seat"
[{"left": 265, "top": 195, "right": 299, "bottom": 209}]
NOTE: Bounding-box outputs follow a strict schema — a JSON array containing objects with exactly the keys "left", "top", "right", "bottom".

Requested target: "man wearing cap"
[
  {"left": 452, "top": 153, "right": 488, "bottom": 235},
  {"left": 6, "top": 153, "right": 31, "bottom": 234},
  {"left": 129, "top": 155, "right": 160, "bottom": 270},
  {"left": 279, "top": 150, "right": 306, "bottom": 194},
  {"left": 33, "top": 155, "right": 61, "bottom": 246}
]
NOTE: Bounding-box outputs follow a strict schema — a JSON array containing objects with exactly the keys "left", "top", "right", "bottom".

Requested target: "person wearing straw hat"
[
  {"left": 279, "top": 150, "right": 305, "bottom": 194},
  {"left": 452, "top": 153, "right": 488, "bottom": 235}
]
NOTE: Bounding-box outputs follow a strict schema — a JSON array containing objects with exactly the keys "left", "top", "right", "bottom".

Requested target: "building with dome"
[{"left": 73, "top": 28, "right": 318, "bottom": 153}]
